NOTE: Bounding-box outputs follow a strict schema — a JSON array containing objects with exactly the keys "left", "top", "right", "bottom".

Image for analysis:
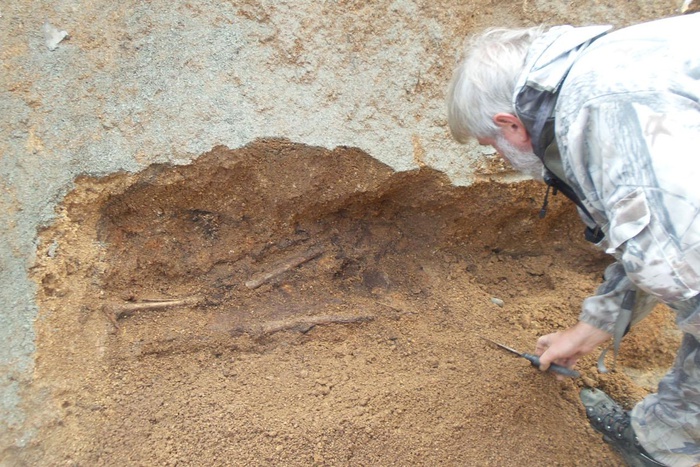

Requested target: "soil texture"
[{"left": 22, "top": 140, "right": 681, "bottom": 466}]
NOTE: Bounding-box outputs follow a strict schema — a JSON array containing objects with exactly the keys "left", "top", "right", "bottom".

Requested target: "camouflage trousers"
[{"left": 631, "top": 294, "right": 700, "bottom": 467}]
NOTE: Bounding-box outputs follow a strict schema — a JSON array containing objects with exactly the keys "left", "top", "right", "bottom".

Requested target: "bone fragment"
[
  {"left": 104, "top": 295, "right": 203, "bottom": 321},
  {"left": 245, "top": 247, "right": 323, "bottom": 289},
  {"left": 232, "top": 314, "right": 375, "bottom": 337}
]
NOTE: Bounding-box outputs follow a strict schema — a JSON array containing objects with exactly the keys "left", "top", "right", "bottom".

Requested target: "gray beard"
[{"left": 496, "top": 135, "right": 544, "bottom": 180}]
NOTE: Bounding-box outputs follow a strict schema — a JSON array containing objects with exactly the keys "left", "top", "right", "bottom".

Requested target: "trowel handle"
[{"left": 522, "top": 353, "right": 581, "bottom": 378}]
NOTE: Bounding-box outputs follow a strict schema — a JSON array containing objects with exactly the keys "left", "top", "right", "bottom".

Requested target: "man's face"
[{"left": 478, "top": 133, "right": 543, "bottom": 180}]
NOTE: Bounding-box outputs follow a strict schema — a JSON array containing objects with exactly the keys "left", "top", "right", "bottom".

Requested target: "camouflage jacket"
[{"left": 514, "top": 14, "right": 700, "bottom": 332}]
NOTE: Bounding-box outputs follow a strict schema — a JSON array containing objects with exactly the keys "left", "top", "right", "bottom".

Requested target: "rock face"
[{"left": 0, "top": 0, "right": 678, "bottom": 461}]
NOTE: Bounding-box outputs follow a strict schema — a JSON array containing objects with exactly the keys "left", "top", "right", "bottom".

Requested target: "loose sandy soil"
[{"left": 21, "top": 141, "right": 681, "bottom": 466}]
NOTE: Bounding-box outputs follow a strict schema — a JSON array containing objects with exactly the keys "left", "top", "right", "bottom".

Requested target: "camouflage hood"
[{"left": 512, "top": 25, "right": 611, "bottom": 159}]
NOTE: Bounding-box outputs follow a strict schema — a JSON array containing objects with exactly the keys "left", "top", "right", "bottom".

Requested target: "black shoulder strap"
[{"left": 542, "top": 141, "right": 604, "bottom": 243}]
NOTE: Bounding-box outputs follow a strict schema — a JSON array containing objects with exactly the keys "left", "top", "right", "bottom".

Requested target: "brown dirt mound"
[{"left": 25, "top": 139, "right": 679, "bottom": 465}]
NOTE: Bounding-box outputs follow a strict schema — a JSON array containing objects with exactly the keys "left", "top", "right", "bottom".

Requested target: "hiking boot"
[{"left": 580, "top": 388, "right": 666, "bottom": 467}]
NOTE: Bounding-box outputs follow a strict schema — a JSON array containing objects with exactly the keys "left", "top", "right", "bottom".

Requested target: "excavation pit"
[{"left": 27, "top": 140, "right": 679, "bottom": 465}]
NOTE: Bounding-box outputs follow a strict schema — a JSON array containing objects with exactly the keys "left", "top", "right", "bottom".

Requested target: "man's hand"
[{"left": 536, "top": 321, "right": 613, "bottom": 375}]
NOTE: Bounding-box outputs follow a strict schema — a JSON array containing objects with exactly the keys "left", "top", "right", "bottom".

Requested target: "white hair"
[{"left": 447, "top": 26, "right": 545, "bottom": 142}]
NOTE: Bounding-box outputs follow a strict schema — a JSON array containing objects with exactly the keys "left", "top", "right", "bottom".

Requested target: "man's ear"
[{"left": 493, "top": 113, "right": 531, "bottom": 145}]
